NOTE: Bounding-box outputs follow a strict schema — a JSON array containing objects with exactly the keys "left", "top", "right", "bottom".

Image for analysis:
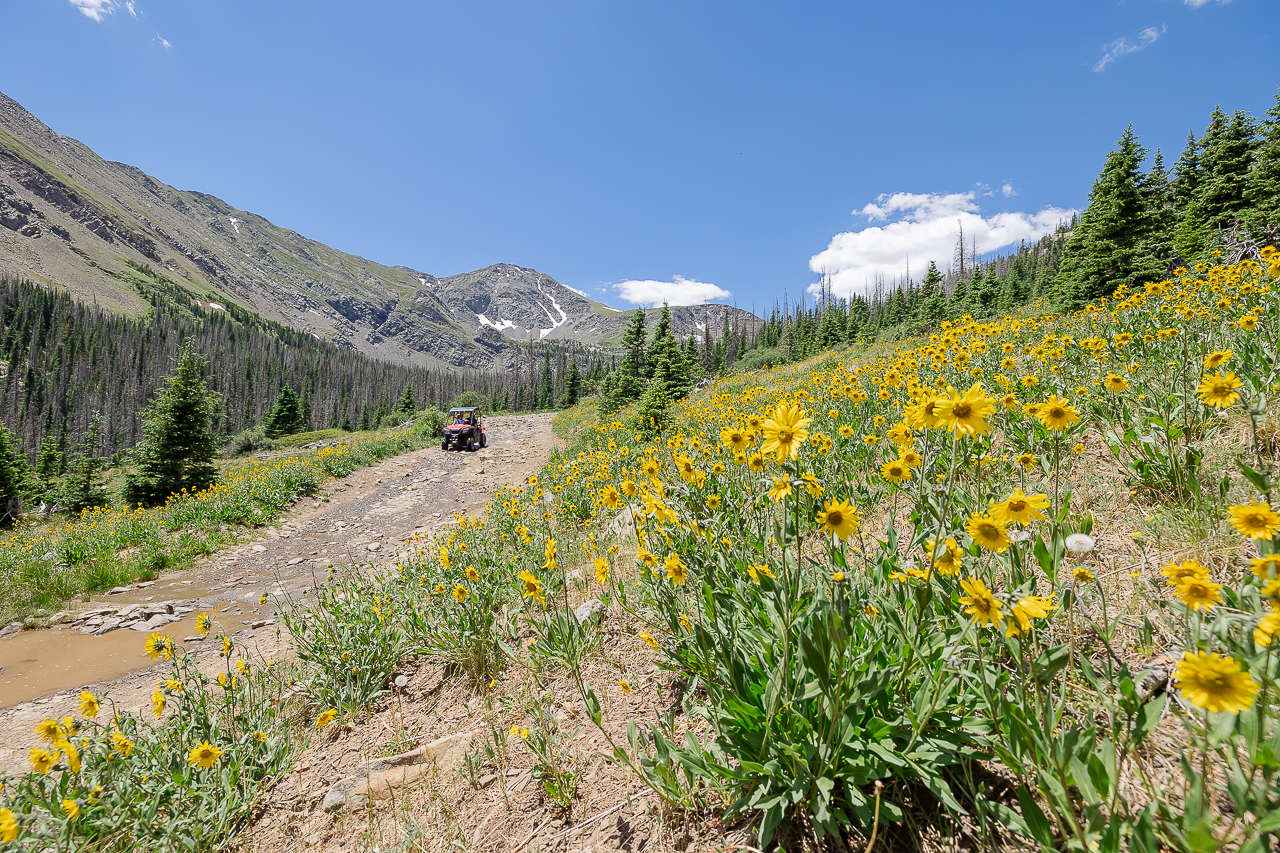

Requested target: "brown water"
[{"left": 0, "top": 605, "right": 254, "bottom": 706}]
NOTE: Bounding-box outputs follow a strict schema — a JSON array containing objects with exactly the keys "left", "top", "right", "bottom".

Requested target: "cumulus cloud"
[
  {"left": 612, "top": 275, "right": 731, "bottom": 308},
  {"left": 808, "top": 191, "right": 1075, "bottom": 299},
  {"left": 68, "top": 0, "right": 117, "bottom": 21},
  {"left": 1093, "top": 25, "right": 1164, "bottom": 72},
  {"left": 1001, "top": 182, "right": 1016, "bottom": 198}
]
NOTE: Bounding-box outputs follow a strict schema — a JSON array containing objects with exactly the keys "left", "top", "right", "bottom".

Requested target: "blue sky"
[{"left": 1, "top": 1, "right": 1277, "bottom": 309}]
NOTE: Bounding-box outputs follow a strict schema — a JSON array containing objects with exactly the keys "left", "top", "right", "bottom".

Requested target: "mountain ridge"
[{"left": 0, "top": 91, "right": 756, "bottom": 369}]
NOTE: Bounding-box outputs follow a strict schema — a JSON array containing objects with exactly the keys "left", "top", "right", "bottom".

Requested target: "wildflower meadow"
[{"left": 4, "top": 250, "right": 1280, "bottom": 850}]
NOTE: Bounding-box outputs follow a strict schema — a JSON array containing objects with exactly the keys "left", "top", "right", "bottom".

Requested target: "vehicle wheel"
[
  {"left": 468, "top": 436, "right": 477, "bottom": 451},
  {"left": 441, "top": 441, "right": 448, "bottom": 451},
  {"left": 480, "top": 433, "right": 487, "bottom": 448}
]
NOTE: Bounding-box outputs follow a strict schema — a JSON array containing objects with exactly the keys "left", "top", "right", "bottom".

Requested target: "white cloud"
[
  {"left": 68, "top": 0, "right": 117, "bottom": 21},
  {"left": 1001, "top": 182, "right": 1016, "bottom": 198},
  {"left": 612, "top": 275, "right": 731, "bottom": 308},
  {"left": 808, "top": 191, "right": 1076, "bottom": 299},
  {"left": 125, "top": 1, "right": 137, "bottom": 17},
  {"left": 1185, "top": 0, "right": 1229, "bottom": 6},
  {"left": 1093, "top": 25, "right": 1164, "bottom": 72},
  {"left": 154, "top": 32, "right": 171, "bottom": 48}
]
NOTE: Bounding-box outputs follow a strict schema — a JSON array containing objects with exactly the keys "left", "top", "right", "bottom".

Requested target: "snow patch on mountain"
[{"left": 477, "top": 313, "right": 517, "bottom": 332}]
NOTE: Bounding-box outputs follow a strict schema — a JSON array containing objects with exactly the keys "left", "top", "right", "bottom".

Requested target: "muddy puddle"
[{"left": 0, "top": 598, "right": 270, "bottom": 707}]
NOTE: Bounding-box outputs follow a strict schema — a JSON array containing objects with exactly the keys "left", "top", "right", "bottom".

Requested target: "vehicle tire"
[
  {"left": 480, "top": 433, "right": 487, "bottom": 448},
  {"left": 468, "top": 436, "right": 477, "bottom": 451},
  {"left": 441, "top": 441, "right": 448, "bottom": 451}
]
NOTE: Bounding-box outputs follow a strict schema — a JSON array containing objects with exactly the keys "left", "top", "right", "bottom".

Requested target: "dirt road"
[{"left": 0, "top": 413, "right": 560, "bottom": 774}]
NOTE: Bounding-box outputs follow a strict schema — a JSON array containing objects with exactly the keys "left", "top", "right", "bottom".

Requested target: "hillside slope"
[{"left": 0, "top": 92, "right": 756, "bottom": 368}]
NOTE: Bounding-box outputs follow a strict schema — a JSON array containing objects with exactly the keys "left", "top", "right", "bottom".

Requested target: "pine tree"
[
  {"left": 1245, "top": 88, "right": 1280, "bottom": 230},
  {"left": 1197, "top": 109, "right": 1259, "bottom": 232},
  {"left": 122, "top": 342, "right": 220, "bottom": 508},
  {"left": 263, "top": 385, "right": 307, "bottom": 438},
  {"left": 1056, "top": 126, "right": 1162, "bottom": 305},
  {"left": 53, "top": 412, "right": 107, "bottom": 512},
  {"left": 1144, "top": 149, "right": 1176, "bottom": 266},
  {"left": 394, "top": 382, "right": 417, "bottom": 415},
  {"left": 647, "top": 304, "right": 676, "bottom": 379},
  {"left": 539, "top": 349, "right": 554, "bottom": 409},
  {"left": 0, "top": 421, "right": 32, "bottom": 524},
  {"left": 845, "top": 295, "right": 869, "bottom": 342},
  {"left": 620, "top": 309, "right": 648, "bottom": 380},
  {"left": 561, "top": 359, "right": 581, "bottom": 408},
  {"left": 35, "top": 431, "right": 64, "bottom": 486}
]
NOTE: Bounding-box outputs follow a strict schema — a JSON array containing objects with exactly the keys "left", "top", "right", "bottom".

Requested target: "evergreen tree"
[
  {"left": 53, "top": 412, "right": 107, "bottom": 513},
  {"left": 950, "top": 276, "right": 972, "bottom": 317},
  {"left": 628, "top": 378, "right": 671, "bottom": 438},
  {"left": 1144, "top": 149, "right": 1176, "bottom": 266},
  {"left": 35, "top": 431, "right": 64, "bottom": 486},
  {"left": 394, "top": 382, "right": 417, "bottom": 415},
  {"left": 1197, "top": 109, "right": 1258, "bottom": 232},
  {"left": 122, "top": 342, "right": 220, "bottom": 508},
  {"left": 647, "top": 304, "right": 676, "bottom": 378},
  {"left": 921, "top": 261, "right": 947, "bottom": 322},
  {"left": 1245, "top": 88, "right": 1280, "bottom": 230},
  {"left": 1056, "top": 126, "right": 1162, "bottom": 305},
  {"left": 561, "top": 358, "right": 581, "bottom": 408},
  {"left": 263, "top": 385, "right": 307, "bottom": 438},
  {"left": 0, "top": 421, "right": 31, "bottom": 524},
  {"left": 845, "top": 295, "right": 869, "bottom": 342},
  {"left": 539, "top": 349, "right": 554, "bottom": 409},
  {"left": 1172, "top": 130, "right": 1203, "bottom": 209},
  {"left": 620, "top": 309, "right": 648, "bottom": 380}
]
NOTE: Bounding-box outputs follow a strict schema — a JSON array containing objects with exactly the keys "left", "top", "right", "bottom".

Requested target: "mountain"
[
  {"left": 426, "top": 263, "right": 754, "bottom": 349},
  {"left": 0, "top": 91, "right": 756, "bottom": 369}
]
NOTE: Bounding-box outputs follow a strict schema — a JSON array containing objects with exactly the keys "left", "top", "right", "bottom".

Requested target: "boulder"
[
  {"left": 573, "top": 598, "right": 607, "bottom": 626},
  {"left": 322, "top": 732, "right": 473, "bottom": 813},
  {"left": 607, "top": 506, "right": 636, "bottom": 541}
]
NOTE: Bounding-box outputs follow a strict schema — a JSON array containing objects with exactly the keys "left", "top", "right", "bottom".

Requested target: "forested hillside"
[{"left": 0, "top": 268, "right": 607, "bottom": 459}]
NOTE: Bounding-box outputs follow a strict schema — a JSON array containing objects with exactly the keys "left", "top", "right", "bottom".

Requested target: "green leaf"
[
  {"left": 583, "top": 686, "right": 603, "bottom": 728},
  {"left": 1132, "top": 694, "right": 1166, "bottom": 747},
  {"left": 1032, "top": 645, "right": 1071, "bottom": 683},
  {"left": 1016, "top": 788, "right": 1056, "bottom": 849},
  {"left": 1253, "top": 809, "right": 1280, "bottom": 833},
  {"left": 1240, "top": 462, "right": 1271, "bottom": 496}
]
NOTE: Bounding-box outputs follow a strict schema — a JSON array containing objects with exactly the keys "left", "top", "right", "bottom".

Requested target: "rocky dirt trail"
[{"left": 0, "top": 413, "right": 560, "bottom": 774}]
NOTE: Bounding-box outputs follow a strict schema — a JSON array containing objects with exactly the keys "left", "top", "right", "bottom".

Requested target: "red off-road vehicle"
[{"left": 442, "top": 406, "right": 486, "bottom": 451}]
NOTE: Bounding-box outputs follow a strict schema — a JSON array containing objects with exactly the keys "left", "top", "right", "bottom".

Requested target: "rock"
[
  {"left": 93, "top": 617, "right": 123, "bottom": 635},
  {"left": 573, "top": 598, "right": 607, "bottom": 625},
  {"left": 134, "top": 581, "right": 155, "bottom": 589},
  {"left": 251, "top": 545, "right": 267, "bottom": 553},
  {"left": 607, "top": 506, "right": 636, "bottom": 541},
  {"left": 322, "top": 732, "right": 474, "bottom": 812},
  {"left": 0, "top": 622, "right": 21, "bottom": 638},
  {"left": 367, "top": 542, "right": 381, "bottom": 552},
  {"left": 287, "top": 557, "right": 305, "bottom": 565},
  {"left": 130, "top": 613, "right": 174, "bottom": 631},
  {"left": 107, "top": 586, "right": 130, "bottom": 595},
  {"left": 250, "top": 619, "right": 272, "bottom": 629}
]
